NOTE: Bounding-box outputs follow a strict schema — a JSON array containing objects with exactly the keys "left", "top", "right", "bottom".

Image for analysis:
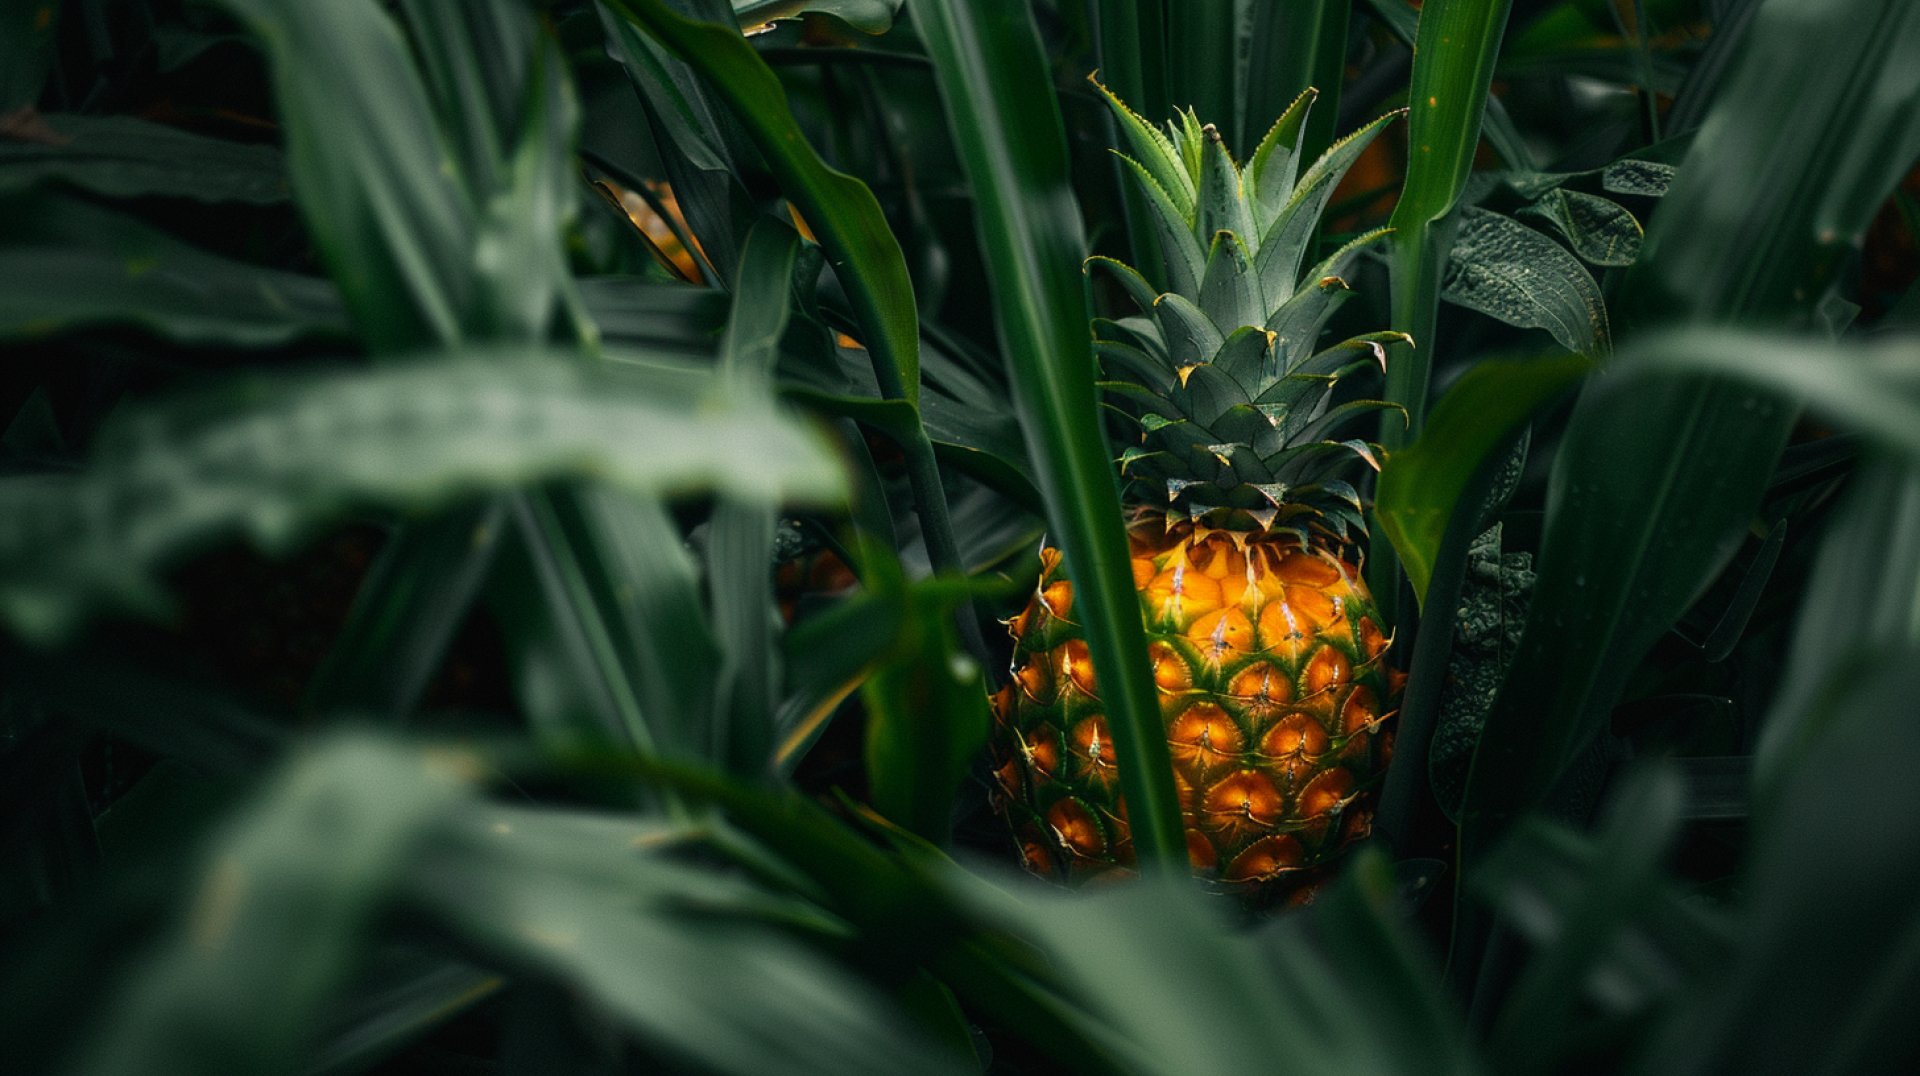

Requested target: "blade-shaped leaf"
[
  {"left": 0, "top": 193, "right": 350, "bottom": 347},
  {"left": 906, "top": 0, "right": 1186, "bottom": 869},
  {"left": 1458, "top": 0, "right": 1920, "bottom": 859},
  {"left": 0, "top": 352, "right": 845, "bottom": 643},
  {"left": 0, "top": 113, "right": 289, "bottom": 203}
]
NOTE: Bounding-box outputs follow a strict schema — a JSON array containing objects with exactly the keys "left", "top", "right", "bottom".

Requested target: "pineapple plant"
[{"left": 989, "top": 83, "right": 1408, "bottom": 897}]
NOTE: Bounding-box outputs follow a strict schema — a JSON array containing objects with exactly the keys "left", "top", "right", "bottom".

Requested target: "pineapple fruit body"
[
  {"left": 986, "top": 82, "right": 1409, "bottom": 897},
  {"left": 991, "top": 519, "right": 1396, "bottom": 895}
]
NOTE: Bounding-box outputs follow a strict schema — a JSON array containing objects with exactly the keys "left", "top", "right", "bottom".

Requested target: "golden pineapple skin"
[{"left": 989, "top": 516, "right": 1399, "bottom": 895}]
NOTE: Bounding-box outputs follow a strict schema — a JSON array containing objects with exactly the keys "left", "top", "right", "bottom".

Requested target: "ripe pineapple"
[{"left": 989, "top": 83, "right": 1407, "bottom": 898}]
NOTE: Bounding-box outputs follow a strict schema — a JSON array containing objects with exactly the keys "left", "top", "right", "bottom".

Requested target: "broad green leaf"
[
  {"left": 0, "top": 193, "right": 350, "bottom": 347},
  {"left": 74, "top": 734, "right": 468, "bottom": 1076},
  {"left": 1459, "top": 0, "right": 1920, "bottom": 855},
  {"left": 1441, "top": 207, "right": 1610, "bottom": 355},
  {"left": 1517, "top": 190, "right": 1644, "bottom": 268},
  {"left": 1603, "top": 329, "right": 1920, "bottom": 455},
  {"left": 0, "top": 114, "right": 289, "bottom": 203},
  {"left": 214, "top": 0, "right": 471, "bottom": 350},
  {"left": 1485, "top": 766, "right": 1686, "bottom": 1072},
  {"left": 1375, "top": 351, "right": 1592, "bottom": 601},
  {"left": 1637, "top": 654, "right": 1920, "bottom": 1074},
  {"left": 1753, "top": 455, "right": 1920, "bottom": 797},
  {"left": 409, "top": 803, "right": 970, "bottom": 1076},
  {"left": 957, "top": 853, "right": 1479, "bottom": 1076},
  {"left": 906, "top": 0, "right": 1186, "bottom": 869},
  {"left": 0, "top": 352, "right": 845, "bottom": 643}
]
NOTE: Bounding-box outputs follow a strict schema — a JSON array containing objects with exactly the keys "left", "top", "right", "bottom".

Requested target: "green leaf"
[
  {"left": 1090, "top": 75, "right": 1195, "bottom": 210},
  {"left": 1256, "top": 108, "right": 1402, "bottom": 306},
  {"left": 906, "top": 0, "right": 1187, "bottom": 870},
  {"left": 1440, "top": 207, "right": 1610, "bottom": 356},
  {"left": 605, "top": 0, "right": 980, "bottom": 657},
  {"left": 1375, "top": 351, "right": 1592, "bottom": 601},
  {"left": 302, "top": 503, "right": 507, "bottom": 720},
  {"left": 409, "top": 802, "right": 970, "bottom": 1075},
  {"left": 1604, "top": 329, "right": 1920, "bottom": 455},
  {"left": 709, "top": 219, "right": 802, "bottom": 772},
  {"left": 1485, "top": 765, "right": 1686, "bottom": 1072},
  {"left": 74, "top": 734, "right": 468, "bottom": 1076},
  {"left": 1383, "top": 0, "right": 1516, "bottom": 438},
  {"left": 861, "top": 556, "right": 992, "bottom": 846},
  {"left": 1754, "top": 455, "right": 1920, "bottom": 797},
  {"left": 0, "top": 193, "right": 350, "bottom": 347},
  {"left": 604, "top": 0, "right": 917, "bottom": 404},
  {"left": 1471, "top": 810, "right": 1731, "bottom": 1029},
  {"left": 1638, "top": 654, "right": 1920, "bottom": 1074},
  {"left": 0, "top": 352, "right": 845, "bottom": 643},
  {"left": 963, "top": 852, "right": 1478, "bottom": 1075},
  {"left": 0, "top": 114, "right": 289, "bottom": 203},
  {"left": 1516, "top": 189, "right": 1644, "bottom": 268},
  {"left": 1459, "top": 0, "right": 1920, "bottom": 855},
  {"left": 1244, "top": 2, "right": 1347, "bottom": 167},
  {"left": 0, "top": 0, "right": 58, "bottom": 109},
  {"left": 214, "top": 0, "right": 472, "bottom": 350}
]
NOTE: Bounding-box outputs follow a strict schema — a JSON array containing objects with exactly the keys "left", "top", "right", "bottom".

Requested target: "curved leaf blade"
[
  {"left": 0, "top": 352, "right": 846, "bottom": 643},
  {"left": 905, "top": 0, "right": 1186, "bottom": 869}
]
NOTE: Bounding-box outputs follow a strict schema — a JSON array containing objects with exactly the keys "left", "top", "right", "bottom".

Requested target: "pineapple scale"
[{"left": 989, "top": 518, "right": 1398, "bottom": 895}]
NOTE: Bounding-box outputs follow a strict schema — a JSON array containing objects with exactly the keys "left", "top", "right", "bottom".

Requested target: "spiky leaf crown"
[{"left": 1090, "top": 78, "right": 1408, "bottom": 540}]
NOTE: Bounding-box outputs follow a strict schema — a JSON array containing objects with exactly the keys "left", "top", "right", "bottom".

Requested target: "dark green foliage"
[{"left": 3, "top": 0, "right": 1919, "bottom": 1072}]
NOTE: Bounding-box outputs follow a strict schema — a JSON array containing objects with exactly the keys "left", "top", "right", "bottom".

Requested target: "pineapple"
[{"left": 988, "top": 83, "right": 1407, "bottom": 898}]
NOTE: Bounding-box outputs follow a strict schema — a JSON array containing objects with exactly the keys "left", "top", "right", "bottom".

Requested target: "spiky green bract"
[{"left": 1088, "top": 79, "right": 1407, "bottom": 536}]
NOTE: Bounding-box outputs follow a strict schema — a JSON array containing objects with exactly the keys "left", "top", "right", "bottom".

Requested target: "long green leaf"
[
  {"left": 710, "top": 219, "right": 801, "bottom": 772},
  {"left": 1376, "top": 351, "right": 1591, "bottom": 602},
  {"left": 603, "top": 0, "right": 916, "bottom": 404},
  {"left": 1383, "top": 0, "right": 1515, "bottom": 439},
  {"left": 1753, "top": 455, "right": 1920, "bottom": 797},
  {"left": 75, "top": 734, "right": 468, "bottom": 1076},
  {"left": 905, "top": 0, "right": 1186, "bottom": 870},
  {"left": 1636, "top": 654, "right": 1920, "bottom": 1074},
  {"left": 409, "top": 802, "right": 970, "bottom": 1075},
  {"left": 0, "top": 114, "right": 289, "bottom": 203},
  {"left": 861, "top": 556, "right": 992, "bottom": 846},
  {"left": 0, "top": 352, "right": 845, "bottom": 643},
  {"left": 1457, "top": 0, "right": 1920, "bottom": 852},
  {"left": 0, "top": 193, "right": 351, "bottom": 347},
  {"left": 213, "top": 0, "right": 472, "bottom": 350},
  {"left": 302, "top": 503, "right": 507, "bottom": 720},
  {"left": 602, "top": 0, "right": 979, "bottom": 661}
]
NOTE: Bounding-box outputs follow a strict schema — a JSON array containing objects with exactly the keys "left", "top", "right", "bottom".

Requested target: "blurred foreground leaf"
[
  {"left": 0, "top": 193, "right": 350, "bottom": 347},
  {"left": 0, "top": 352, "right": 844, "bottom": 642}
]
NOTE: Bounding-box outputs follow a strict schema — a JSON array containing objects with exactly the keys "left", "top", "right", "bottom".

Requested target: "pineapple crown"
[{"left": 1089, "top": 77, "right": 1408, "bottom": 541}]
